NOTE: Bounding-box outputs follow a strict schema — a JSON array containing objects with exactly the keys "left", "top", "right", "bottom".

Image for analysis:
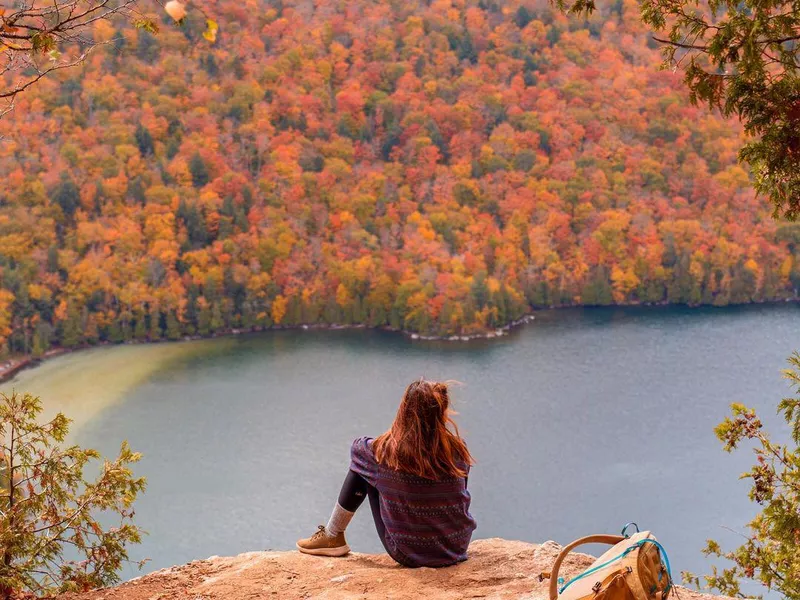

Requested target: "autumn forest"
[{"left": 0, "top": 0, "right": 799, "bottom": 355}]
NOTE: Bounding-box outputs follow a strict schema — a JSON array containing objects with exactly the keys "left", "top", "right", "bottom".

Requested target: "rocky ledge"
[{"left": 59, "top": 538, "right": 727, "bottom": 600}]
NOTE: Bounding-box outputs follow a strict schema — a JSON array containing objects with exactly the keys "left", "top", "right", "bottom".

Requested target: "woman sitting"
[{"left": 297, "top": 379, "right": 476, "bottom": 568}]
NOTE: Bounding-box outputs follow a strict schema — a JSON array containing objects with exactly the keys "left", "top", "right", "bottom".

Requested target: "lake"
[{"left": 5, "top": 304, "right": 799, "bottom": 582}]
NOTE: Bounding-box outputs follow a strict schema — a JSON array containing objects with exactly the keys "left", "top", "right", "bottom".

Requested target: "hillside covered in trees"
[{"left": 0, "top": 0, "right": 799, "bottom": 353}]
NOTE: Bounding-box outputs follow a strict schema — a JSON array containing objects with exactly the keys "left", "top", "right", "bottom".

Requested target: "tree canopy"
[
  {"left": 0, "top": 0, "right": 797, "bottom": 348},
  {"left": 557, "top": 0, "right": 800, "bottom": 220}
]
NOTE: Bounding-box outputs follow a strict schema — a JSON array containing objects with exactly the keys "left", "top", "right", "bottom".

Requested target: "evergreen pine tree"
[
  {"left": 52, "top": 173, "right": 80, "bottom": 220},
  {"left": 189, "top": 153, "right": 210, "bottom": 188},
  {"left": 134, "top": 123, "right": 154, "bottom": 156}
]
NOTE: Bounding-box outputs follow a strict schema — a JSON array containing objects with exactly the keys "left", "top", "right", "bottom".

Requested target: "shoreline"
[
  {"left": 1, "top": 298, "right": 796, "bottom": 385},
  {"left": 0, "top": 347, "right": 74, "bottom": 386},
  {"left": 0, "top": 314, "right": 537, "bottom": 385}
]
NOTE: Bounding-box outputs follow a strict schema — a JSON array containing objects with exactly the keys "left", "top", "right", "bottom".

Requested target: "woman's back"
[{"left": 350, "top": 437, "right": 476, "bottom": 567}]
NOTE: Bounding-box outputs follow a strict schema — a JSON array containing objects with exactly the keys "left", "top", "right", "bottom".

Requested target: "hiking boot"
[{"left": 296, "top": 525, "right": 350, "bottom": 557}]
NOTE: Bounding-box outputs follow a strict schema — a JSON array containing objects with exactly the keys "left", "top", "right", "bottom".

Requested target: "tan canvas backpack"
[{"left": 541, "top": 526, "right": 673, "bottom": 600}]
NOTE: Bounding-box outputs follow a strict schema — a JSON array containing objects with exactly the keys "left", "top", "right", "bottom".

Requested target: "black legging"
[{"left": 337, "top": 470, "right": 390, "bottom": 555}]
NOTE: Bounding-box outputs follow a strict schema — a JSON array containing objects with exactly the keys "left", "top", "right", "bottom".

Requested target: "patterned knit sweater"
[{"left": 349, "top": 437, "right": 477, "bottom": 568}]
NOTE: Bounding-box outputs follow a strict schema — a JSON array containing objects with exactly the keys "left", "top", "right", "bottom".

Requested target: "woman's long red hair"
[{"left": 372, "top": 379, "right": 474, "bottom": 479}]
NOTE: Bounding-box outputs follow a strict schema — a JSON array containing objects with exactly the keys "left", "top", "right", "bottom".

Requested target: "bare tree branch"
[
  {"left": 0, "top": 0, "right": 142, "bottom": 105},
  {"left": 0, "top": 49, "right": 92, "bottom": 99}
]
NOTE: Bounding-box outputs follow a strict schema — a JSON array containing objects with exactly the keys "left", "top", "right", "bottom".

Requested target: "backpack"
[{"left": 541, "top": 525, "right": 673, "bottom": 600}]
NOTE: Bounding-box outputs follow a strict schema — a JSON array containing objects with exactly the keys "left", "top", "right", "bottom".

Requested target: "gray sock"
[{"left": 325, "top": 503, "right": 355, "bottom": 537}]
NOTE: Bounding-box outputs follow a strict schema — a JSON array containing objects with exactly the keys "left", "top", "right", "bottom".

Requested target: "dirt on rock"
[{"left": 58, "top": 538, "right": 724, "bottom": 600}]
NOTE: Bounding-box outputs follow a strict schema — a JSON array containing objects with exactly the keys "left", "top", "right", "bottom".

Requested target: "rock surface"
[{"left": 59, "top": 538, "right": 724, "bottom": 600}]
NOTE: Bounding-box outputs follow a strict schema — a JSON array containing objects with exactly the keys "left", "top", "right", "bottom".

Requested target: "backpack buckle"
[{"left": 621, "top": 523, "right": 640, "bottom": 538}]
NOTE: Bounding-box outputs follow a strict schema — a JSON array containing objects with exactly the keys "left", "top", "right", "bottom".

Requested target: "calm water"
[{"left": 5, "top": 304, "right": 800, "bottom": 581}]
